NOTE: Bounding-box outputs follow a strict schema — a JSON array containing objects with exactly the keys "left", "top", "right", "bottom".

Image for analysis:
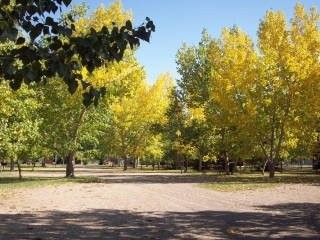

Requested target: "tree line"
[
  {"left": 0, "top": 1, "right": 319, "bottom": 178},
  {"left": 173, "top": 3, "right": 320, "bottom": 177},
  {"left": 0, "top": 1, "right": 167, "bottom": 178}
]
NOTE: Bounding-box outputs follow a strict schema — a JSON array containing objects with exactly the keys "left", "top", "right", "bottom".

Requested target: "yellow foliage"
[
  {"left": 108, "top": 73, "right": 173, "bottom": 157},
  {"left": 75, "top": 0, "right": 132, "bottom": 35},
  {"left": 189, "top": 107, "right": 206, "bottom": 122}
]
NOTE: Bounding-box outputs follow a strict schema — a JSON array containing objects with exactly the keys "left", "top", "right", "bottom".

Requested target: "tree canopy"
[
  {"left": 0, "top": 2, "right": 318, "bottom": 179},
  {"left": 0, "top": 0, "right": 155, "bottom": 105},
  {"left": 176, "top": 3, "right": 320, "bottom": 177}
]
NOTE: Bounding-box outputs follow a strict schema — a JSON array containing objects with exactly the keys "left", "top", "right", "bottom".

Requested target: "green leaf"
[
  {"left": 67, "top": 80, "right": 78, "bottom": 94},
  {"left": 62, "top": 0, "right": 72, "bottom": 6},
  {"left": 9, "top": 80, "right": 22, "bottom": 91},
  {"left": 30, "top": 23, "right": 43, "bottom": 41},
  {"left": 125, "top": 20, "right": 132, "bottom": 30},
  {"left": 82, "top": 91, "right": 92, "bottom": 107},
  {"left": 16, "top": 37, "right": 25, "bottom": 45},
  {"left": 49, "top": 39, "right": 63, "bottom": 51},
  {"left": 146, "top": 20, "right": 155, "bottom": 32},
  {"left": 45, "top": 16, "right": 54, "bottom": 26}
]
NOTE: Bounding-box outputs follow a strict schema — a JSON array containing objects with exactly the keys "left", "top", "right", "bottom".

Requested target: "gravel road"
[{"left": 0, "top": 171, "right": 319, "bottom": 239}]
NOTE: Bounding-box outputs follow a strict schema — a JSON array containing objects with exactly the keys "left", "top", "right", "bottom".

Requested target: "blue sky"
[{"left": 73, "top": 0, "right": 319, "bottom": 83}]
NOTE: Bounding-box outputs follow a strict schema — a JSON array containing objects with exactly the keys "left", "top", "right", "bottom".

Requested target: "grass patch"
[
  {"left": 0, "top": 176, "right": 103, "bottom": 190},
  {"left": 200, "top": 170, "right": 320, "bottom": 192},
  {"left": 201, "top": 181, "right": 280, "bottom": 192}
]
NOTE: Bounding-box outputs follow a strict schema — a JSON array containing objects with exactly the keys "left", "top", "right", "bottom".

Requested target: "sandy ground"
[{"left": 0, "top": 169, "right": 320, "bottom": 239}]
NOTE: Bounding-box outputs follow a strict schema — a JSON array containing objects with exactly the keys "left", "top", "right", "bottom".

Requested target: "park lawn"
[
  {"left": 200, "top": 170, "right": 320, "bottom": 192},
  {"left": 201, "top": 180, "right": 280, "bottom": 192},
  {"left": 1, "top": 167, "right": 319, "bottom": 192},
  {"left": 0, "top": 175, "right": 103, "bottom": 190}
]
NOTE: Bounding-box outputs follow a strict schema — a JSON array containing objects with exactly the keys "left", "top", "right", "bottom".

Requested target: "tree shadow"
[
  {"left": 0, "top": 177, "right": 59, "bottom": 184},
  {"left": 95, "top": 173, "right": 320, "bottom": 185},
  {"left": 2, "top": 172, "right": 319, "bottom": 186},
  {"left": 0, "top": 176, "right": 103, "bottom": 185},
  {"left": 0, "top": 203, "right": 319, "bottom": 239},
  {"left": 98, "top": 173, "right": 217, "bottom": 184}
]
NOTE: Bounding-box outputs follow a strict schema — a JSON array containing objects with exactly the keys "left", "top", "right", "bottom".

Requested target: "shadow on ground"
[
  {"left": 1, "top": 172, "right": 320, "bottom": 186},
  {"left": 0, "top": 203, "right": 319, "bottom": 239},
  {"left": 1, "top": 165, "right": 319, "bottom": 186},
  {"left": 99, "top": 173, "right": 320, "bottom": 185}
]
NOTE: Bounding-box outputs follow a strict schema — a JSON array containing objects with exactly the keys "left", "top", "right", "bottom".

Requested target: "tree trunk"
[
  {"left": 224, "top": 151, "right": 230, "bottom": 175},
  {"left": 133, "top": 158, "right": 136, "bottom": 169},
  {"left": 66, "top": 152, "right": 75, "bottom": 177},
  {"left": 16, "top": 161, "right": 22, "bottom": 180},
  {"left": 123, "top": 156, "right": 128, "bottom": 171},
  {"left": 67, "top": 107, "right": 87, "bottom": 177},
  {"left": 10, "top": 160, "right": 14, "bottom": 171},
  {"left": 198, "top": 159, "right": 202, "bottom": 172},
  {"left": 184, "top": 158, "right": 188, "bottom": 173},
  {"left": 158, "top": 161, "right": 160, "bottom": 170},
  {"left": 42, "top": 158, "right": 46, "bottom": 167},
  {"left": 262, "top": 158, "right": 268, "bottom": 175},
  {"left": 268, "top": 113, "right": 276, "bottom": 178},
  {"left": 32, "top": 160, "right": 35, "bottom": 171},
  {"left": 180, "top": 159, "right": 184, "bottom": 174},
  {"left": 269, "top": 161, "right": 275, "bottom": 178}
]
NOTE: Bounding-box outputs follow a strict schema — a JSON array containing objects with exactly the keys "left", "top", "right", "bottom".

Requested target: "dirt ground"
[{"left": 0, "top": 168, "right": 320, "bottom": 239}]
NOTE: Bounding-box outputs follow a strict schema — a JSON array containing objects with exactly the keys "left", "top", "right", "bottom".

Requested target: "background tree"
[
  {"left": 162, "top": 88, "right": 188, "bottom": 171},
  {"left": 0, "top": 82, "right": 42, "bottom": 179},
  {"left": 36, "top": 1, "right": 156, "bottom": 177},
  {"left": 205, "top": 26, "right": 258, "bottom": 174},
  {"left": 252, "top": 4, "right": 320, "bottom": 177},
  {"left": 175, "top": 3, "right": 319, "bottom": 177},
  {"left": 103, "top": 73, "right": 173, "bottom": 170},
  {"left": 176, "top": 31, "right": 215, "bottom": 171}
]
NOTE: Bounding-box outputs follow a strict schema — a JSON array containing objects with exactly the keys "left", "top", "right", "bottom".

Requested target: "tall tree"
[
  {"left": 0, "top": 82, "right": 42, "bottom": 179},
  {"left": 104, "top": 73, "right": 173, "bottom": 170},
  {"left": 175, "top": 3, "right": 319, "bottom": 177},
  {"left": 37, "top": 1, "right": 155, "bottom": 177},
  {"left": 176, "top": 30, "right": 215, "bottom": 171},
  {"left": 206, "top": 26, "right": 258, "bottom": 174},
  {"left": 254, "top": 4, "right": 320, "bottom": 177}
]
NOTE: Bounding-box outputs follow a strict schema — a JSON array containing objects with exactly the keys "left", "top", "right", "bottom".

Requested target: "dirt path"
[{"left": 1, "top": 171, "right": 320, "bottom": 239}]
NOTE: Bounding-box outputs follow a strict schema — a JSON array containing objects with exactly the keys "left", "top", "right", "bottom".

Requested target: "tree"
[
  {"left": 162, "top": 88, "right": 187, "bottom": 171},
  {"left": 185, "top": 107, "right": 216, "bottom": 171},
  {"left": 103, "top": 73, "right": 173, "bottom": 170},
  {"left": 0, "top": 0, "right": 155, "bottom": 105},
  {"left": 176, "top": 31, "right": 216, "bottom": 171},
  {"left": 39, "top": 77, "right": 87, "bottom": 176},
  {"left": 247, "top": 4, "right": 319, "bottom": 177},
  {"left": 175, "top": 3, "right": 319, "bottom": 177},
  {"left": 0, "top": 82, "right": 42, "bottom": 179},
  {"left": 205, "top": 26, "right": 258, "bottom": 174},
  {"left": 37, "top": 1, "right": 152, "bottom": 177}
]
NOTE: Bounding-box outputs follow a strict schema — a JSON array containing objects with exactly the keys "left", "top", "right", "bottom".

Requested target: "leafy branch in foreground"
[{"left": 0, "top": 0, "right": 155, "bottom": 106}]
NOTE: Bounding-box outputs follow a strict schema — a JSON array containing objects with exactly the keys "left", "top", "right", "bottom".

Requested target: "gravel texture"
[{"left": 0, "top": 170, "right": 319, "bottom": 239}]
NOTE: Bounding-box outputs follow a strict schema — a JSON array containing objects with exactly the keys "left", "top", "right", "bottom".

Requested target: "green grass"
[
  {"left": 1, "top": 166, "right": 319, "bottom": 192},
  {"left": 0, "top": 176, "right": 104, "bottom": 190},
  {"left": 200, "top": 170, "right": 320, "bottom": 192},
  {"left": 201, "top": 180, "right": 280, "bottom": 192}
]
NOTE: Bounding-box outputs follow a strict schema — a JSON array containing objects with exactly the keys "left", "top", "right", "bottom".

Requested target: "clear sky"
[{"left": 73, "top": 0, "right": 319, "bottom": 83}]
